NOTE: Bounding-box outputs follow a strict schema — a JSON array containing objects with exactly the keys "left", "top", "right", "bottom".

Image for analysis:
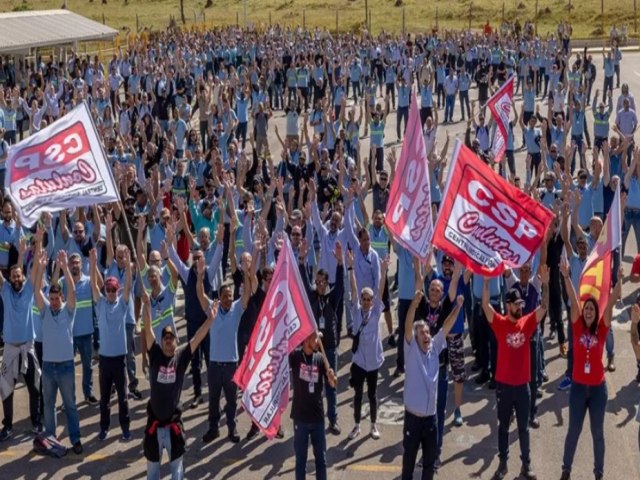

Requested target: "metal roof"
[{"left": 0, "top": 10, "right": 118, "bottom": 54}]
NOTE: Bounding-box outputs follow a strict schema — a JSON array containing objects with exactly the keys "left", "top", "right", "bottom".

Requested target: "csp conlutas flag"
[{"left": 5, "top": 101, "right": 118, "bottom": 227}]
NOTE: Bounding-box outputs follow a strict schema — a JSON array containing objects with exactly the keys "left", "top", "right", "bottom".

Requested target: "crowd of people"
[{"left": 0, "top": 20, "right": 639, "bottom": 480}]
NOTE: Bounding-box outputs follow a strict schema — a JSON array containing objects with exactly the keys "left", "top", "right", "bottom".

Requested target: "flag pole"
[
  {"left": 83, "top": 100, "right": 139, "bottom": 268},
  {"left": 316, "top": 334, "right": 333, "bottom": 375}
]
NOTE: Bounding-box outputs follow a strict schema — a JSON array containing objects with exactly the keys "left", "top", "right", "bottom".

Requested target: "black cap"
[
  {"left": 442, "top": 255, "right": 454, "bottom": 265},
  {"left": 161, "top": 326, "right": 176, "bottom": 339},
  {"left": 505, "top": 288, "right": 525, "bottom": 305}
]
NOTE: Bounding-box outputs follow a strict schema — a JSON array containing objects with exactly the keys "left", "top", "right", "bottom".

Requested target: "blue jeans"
[
  {"left": 293, "top": 421, "right": 327, "bottom": 480},
  {"left": 324, "top": 348, "right": 338, "bottom": 425},
  {"left": 444, "top": 94, "right": 455, "bottom": 122},
  {"left": 562, "top": 381, "right": 608, "bottom": 476},
  {"left": 622, "top": 208, "right": 640, "bottom": 257},
  {"left": 146, "top": 426, "right": 184, "bottom": 480},
  {"left": 606, "top": 328, "right": 614, "bottom": 358},
  {"left": 126, "top": 323, "right": 138, "bottom": 391},
  {"left": 74, "top": 334, "right": 94, "bottom": 399},
  {"left": 42, "top": 360, "right": 81, "bottom": 444}
]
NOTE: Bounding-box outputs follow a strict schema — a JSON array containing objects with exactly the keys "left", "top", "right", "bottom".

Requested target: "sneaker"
[
  {"left": 542, "top": 371, "right": 549, "bottom": 382},
  {"left": 536, "top": 389, "right": 543, "bottom": 399},
  {"left": 32, "top": 424, "right": 44, "bottom": 434},
  {"left": 202, "top": 429, "right": 220, "bottom": 443},
  {"left": 328, "top": 423, "right": 341, "bottom": 435},
  {"left": 191, "top": 395, "right": 203, "bottom": 409},
  {"left": 86, "top": 396, "right": 99, "bottom": 406},
  {"left": 529, "top": 417, "right": 540, "bottom": 429},
  {"left": 72, "top": 441, "right": 83, "bottom": 454},
  {"left": 491, "top": 461, "right": 508, "bottom": 480},
  {"left": 228, "top": 428, "right": 240, "bottom": 443},
  {"left": 122, "top": 430, "right": 132, "bottom": 441},
  {"left": 0, "top": 428, "right": 13, "bottom": 442},
  {"left": 606, "top": 356, "right": 616, "bottom": 372},
  {"left": 453, "top": 407, "right": 463, "bottom": 427},
  {"left": 558, "top": 376, "right": 572, "bottom": 391},
  {"left": 370, "top": 424, "right": 380, "bottom": 440},
  {"left": 387, "top": 334, "right": 397, "bottom": 348},
  {"left": 245, "top": 424, "right": 260, "bottom": 441},
  {"left": 348, "top": 424, "right": 361, "bottom": 439},
  {"left": 129, "top": 389, "right": 143, "bottom": 401},
  {"left": 560, "top": 471, "right": 571, "bottom": 480},
  {"left": 392, "top": 367, "right": 404, "bottom": 378},
  {"left": 275, "top": 426, "right": 285, "bottom": 439},
  {"left": 549, "top": 330, "right": 556, "bottom": 341},
  {"left": 98, "top": 430, "right": 108, "bottom": 441},
  {"left": 521, "top": 464, "right": 537, "bottom": 480},
  {"left": 559, "top": 343, "right": 568, "bottom": 358}
]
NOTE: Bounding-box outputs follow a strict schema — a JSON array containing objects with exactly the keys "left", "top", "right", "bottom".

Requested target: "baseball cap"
[
  {"left": 442, "top": 255, "right": 454, "bottom": 265},
  {"left": 105, "top": 277, "right": 120, "bottom": 291},
  {"left": 505, "top": 288, "right": 525, "bottom": 305},
  {"left": 162, "top": 325, "right": 176, "bottom": 339}
]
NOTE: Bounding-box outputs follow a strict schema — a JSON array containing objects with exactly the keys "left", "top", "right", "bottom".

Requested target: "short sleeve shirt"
[{"left": 491, "top": 312, "right": 538, "bottom": 385}]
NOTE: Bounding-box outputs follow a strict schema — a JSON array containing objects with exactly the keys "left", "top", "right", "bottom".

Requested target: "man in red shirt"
[{"left": 482, "top": 266, "right": 550, "bottom": 480}]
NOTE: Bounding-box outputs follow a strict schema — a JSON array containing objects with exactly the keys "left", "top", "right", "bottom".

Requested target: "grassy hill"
[{"left": 3, "top": 0, "right": 637, "bottom": 39}]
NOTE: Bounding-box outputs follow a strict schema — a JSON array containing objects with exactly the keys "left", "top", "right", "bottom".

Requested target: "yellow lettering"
[{"left": 579, "top": 261, "right": 604, "bottom": 301}]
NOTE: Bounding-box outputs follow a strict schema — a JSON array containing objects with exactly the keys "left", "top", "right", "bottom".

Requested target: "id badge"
[
  {"left": 308, "top": 382, "right": 315, "bottom": 393},
  {"left": 319, "top": 315, "right": 325, "bottom": 329},
  {"left": 584, "top": 362, "right": 591, "bottom": 374}
]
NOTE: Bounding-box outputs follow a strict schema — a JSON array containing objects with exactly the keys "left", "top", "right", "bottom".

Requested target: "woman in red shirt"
[{"left": 559, "top": 259, "right": 623, "bottom": 480}]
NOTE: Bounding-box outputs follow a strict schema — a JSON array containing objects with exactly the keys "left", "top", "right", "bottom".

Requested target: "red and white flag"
[
  {"left": 233, "top": 239, "right": 317, "bottom": 439},
  {"left": 578, "top": 184, "right": 621, "bottom": 313},
  {"left": 432, "top": 140, "right": 554, "bottom": 276},
  {"left": 385, "top": 91, "right": 433, "bottom": 260},
  {"left": 5, "top": 101, "right": 118, "bottom": 227},
  {"left": 486, "top": 76, "right": 514, "bottom": 163}
]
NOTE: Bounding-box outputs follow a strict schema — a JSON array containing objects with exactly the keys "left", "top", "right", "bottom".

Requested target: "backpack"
[{"left": 33, "top": 434, "right": 68, "bottom": 458}]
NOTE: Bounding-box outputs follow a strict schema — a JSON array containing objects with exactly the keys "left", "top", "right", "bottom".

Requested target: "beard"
[
  {"left": 11, "top": 280, "right": 24, "bottom": 291},
  {"left": 511, "top": 309, "right": 523, "bottom": 319}
]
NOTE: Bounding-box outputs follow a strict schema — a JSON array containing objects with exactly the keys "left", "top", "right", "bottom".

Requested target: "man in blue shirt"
[
  {"left": 401, "top": 269, "right": 463, "bottom": 480},
  {"left": 0, "top": 249, "right": 41, "bottom": 441},
  {"left": 199, "top": 258, "right": 251, "bottom": 444},
  {"left": 34, "top": 250, "right": 82, "bottom": 454},
  {"left": 90, "top": 247, "right": 133, "bottom": 442}
]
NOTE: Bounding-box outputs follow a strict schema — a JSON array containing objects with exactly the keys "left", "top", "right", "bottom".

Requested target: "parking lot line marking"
[{"left": 346, "top": 465, "right": 401, "bottom": 472}]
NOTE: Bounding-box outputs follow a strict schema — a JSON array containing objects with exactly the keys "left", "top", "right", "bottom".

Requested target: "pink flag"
[
  {"left": 233, "top": 239, "right": 317, "bottom": 439},
  {"left": 385, "top": 91, "right": 433, "bottom": 260},
  {"left": 486, "top": 76, "right": 515, "bottom": 163}
]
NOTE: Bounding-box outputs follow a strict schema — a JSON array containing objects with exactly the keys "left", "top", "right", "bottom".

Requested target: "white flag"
[{"left": 5, "top": 102, "right": 118, "bottom": 226}]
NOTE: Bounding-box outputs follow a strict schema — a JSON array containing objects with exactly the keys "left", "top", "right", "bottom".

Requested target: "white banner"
[{"left": 5, "top": 102, "right": 118, "bottom": 226}]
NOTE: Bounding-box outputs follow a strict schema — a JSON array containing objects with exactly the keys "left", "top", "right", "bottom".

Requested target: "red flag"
[
  {"left": 432, "top": 140, "right": 554, "bottom": 276},
  {"left": 579, "top": 184, "right": 621, "bottom": 314},
  {"left": 233, "top": 239, "right": 317, "bottom": 439},
  {"left": 385, "top": 91, "right": 433, "bottom": 260},
  {"left": 486, "top": 76, "right": 514, "bottom": 163}
]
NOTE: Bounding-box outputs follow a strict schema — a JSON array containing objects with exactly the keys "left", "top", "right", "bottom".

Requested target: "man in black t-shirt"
[
  {"left": 141, "top": 284, "right": 218, "bottom": 480},
  {"left": 290, "top": 331, "right": 337, "bottom": 480}
]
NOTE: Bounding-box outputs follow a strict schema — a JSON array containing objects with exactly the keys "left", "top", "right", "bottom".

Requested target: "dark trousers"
[
  {"left": 475, "top": 301, "right": 499, "bottom": 378},
  {"left": 396, "top": 299, "right": 413, "bottom": 371},
  {"left": 351, "top": 364, "right": 378, "bottom": 423},
  {"left": 99, "top": 355, "right": 130, "bottom": 432},
  {"left": 401, "top": 411, "right": 437, "bottom": 480},
  {"left": 207, "top": 361, "right": 237, "bottom": 432},
  {"left": 496, "top": 382, "right": 531, "bottom": 466},
  {"left": 529, "top": 330, "right": 541, "bottom": 420},
  {"left": 34, "top": 341, "right": 45, "bottom": 420},
  {"left": 222, "top": 224, "right": 231, "bottom": 277},
  {"left": 187, "top": 323, "right": 210, "bottom": 397},
  {"left": 548, "top": 281, "right": 566, "bottom": 344},
  {"left": 2, "top": 348, "right": 41, "bottom": 430}
]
